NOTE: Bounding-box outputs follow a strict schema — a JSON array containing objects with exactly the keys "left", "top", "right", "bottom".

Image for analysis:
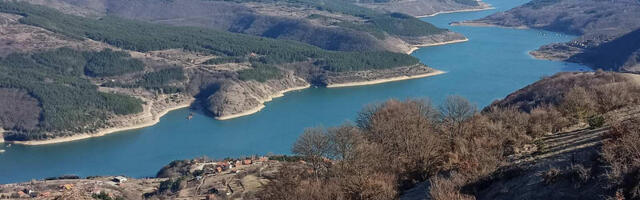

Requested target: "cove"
[{"left": 0, "top": 0, "right": 590, "bottom": 184}]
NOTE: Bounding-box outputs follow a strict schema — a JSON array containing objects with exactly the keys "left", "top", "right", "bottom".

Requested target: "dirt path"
[{"left": 514, "top": 128, "right": 608, "bottom": 165}]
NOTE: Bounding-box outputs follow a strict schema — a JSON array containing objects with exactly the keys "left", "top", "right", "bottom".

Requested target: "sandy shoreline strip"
[
  {"left": 10, "top": 101, "right": 194, "bottom": 146},
  {"left": 215, "top": 84, "right": 311, "bottom": 120},
  {"left": 451, "top": 21, "right": 530, "bottom": 30},
  {"left": 406, "top": 38, "right": 469, "bottom": 54},
  {"left": 8, "top": 70, "right": 445, "bottom": 145},
  {"left": 326, "top": 70, "right": 446, "bottom": 88},
  {"left": 415, "top": 6, "right": 494, "bottom": 18}
]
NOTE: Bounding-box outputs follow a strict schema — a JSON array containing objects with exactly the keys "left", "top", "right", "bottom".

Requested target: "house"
[
  {"left": 258, "top": 157, "right": 269, "bottom": 162},
  {"left": 243, "top": 159, "right": 252, "bottom": 165},
  {"left": 113, "top": 176, "right": 128, "bottom": 183}
]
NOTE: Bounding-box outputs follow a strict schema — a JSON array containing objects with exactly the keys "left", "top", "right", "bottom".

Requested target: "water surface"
[{"left": 0, "top": 0, "right": 589, "bottom": 184}]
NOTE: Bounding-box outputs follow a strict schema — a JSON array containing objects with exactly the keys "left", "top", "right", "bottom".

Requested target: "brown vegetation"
[
  {"left": 258, "top": 71, "right": 640, "bottom": 200},
  {"left": 603, "top": 116, "right": 640, "bottom": 199}
]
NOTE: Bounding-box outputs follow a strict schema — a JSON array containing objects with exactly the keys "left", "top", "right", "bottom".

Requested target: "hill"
[
  {"left": 0, "top": 1, "right": 441, "bottom": 143},
  {"left": 454, "top": 0, "right": 640, "bottom": 72},
  {"left": 16, "top": 0, "right": 477, "bottom": 54}
]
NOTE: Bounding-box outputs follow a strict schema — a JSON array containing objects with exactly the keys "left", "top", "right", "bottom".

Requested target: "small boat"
[
  {"left": 187, "top": 112, "right": 194, "bottom": 120},
  {"left": 0, "top": 149, "right": 5, "bottom": 153}
]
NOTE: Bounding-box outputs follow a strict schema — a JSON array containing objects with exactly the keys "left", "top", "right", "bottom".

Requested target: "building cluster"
[{"left": 198, "top": 156, "right": 270, "bottom": 176}]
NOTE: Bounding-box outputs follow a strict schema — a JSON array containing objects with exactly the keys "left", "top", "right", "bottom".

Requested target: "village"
[{"left": 0, "top": 156, "right": 288, "bottom": 200}]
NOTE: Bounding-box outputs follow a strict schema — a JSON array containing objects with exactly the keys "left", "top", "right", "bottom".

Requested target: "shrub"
[
  {"left": 542, "top": 167, "right": 562, "bottom": 185},
  {"left": 430, "top": 174, "right": 475, "bottom": 200},
  {"left": 568, "top": 164, "right": 591, "bottom": 185},
  {"left": 588, "top": 115, "right": 606, "bottom": 129}
]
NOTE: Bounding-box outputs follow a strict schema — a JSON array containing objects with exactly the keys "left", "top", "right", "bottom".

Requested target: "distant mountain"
[
  {"left": 350, "top": 0, "right": 490, "bottom": 17},
  {"left": 456, "top": 0, "right": 640, "bottom": 72},
  {"left": 16, "top": 0, "right": 483, "bottom": 53}
]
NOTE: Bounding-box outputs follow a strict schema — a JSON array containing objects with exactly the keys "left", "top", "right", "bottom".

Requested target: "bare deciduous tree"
[
  {"left": 292, "top": 127, "right": 332, "bottom": 177},
  {"left": 440, "top": 95, "right": 477, "bottom": 146}
]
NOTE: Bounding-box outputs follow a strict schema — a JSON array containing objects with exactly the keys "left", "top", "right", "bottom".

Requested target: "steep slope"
[
  {"left": 469, "top": 77, "right": 640, "bottom": 200},
  {"left": 455, "top": 0, "right": 640, "bottom": 72},
  {"left": 567, "top": 29, "right": 640, "bottom": 72}
]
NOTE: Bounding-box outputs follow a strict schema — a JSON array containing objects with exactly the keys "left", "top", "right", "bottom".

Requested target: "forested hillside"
[
  {"left": 16, "top": 0, "right": 468, "bottom": 53},
  {"left": 0, "top": 2, "right": 419, "bottom": 72},
  {"left": 0, "top": 1, "right": 434, "bottom": 142},
  {"left": 0, "top": 48, "right": 144, "bottom": 140}
]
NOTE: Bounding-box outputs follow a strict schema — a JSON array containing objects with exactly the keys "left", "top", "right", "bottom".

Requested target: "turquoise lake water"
[{"left": 0, "top": 0, "right": 590, "bottom": 184}]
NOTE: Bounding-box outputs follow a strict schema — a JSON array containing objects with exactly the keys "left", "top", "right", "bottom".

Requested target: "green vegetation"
[
  {"left": 202, "top": 57, "right": 248, "bottom": 65},
  {"left": 315, "top": 51, "right": 420, "bottom": 72},
  {"left": 213, "top": 0, "right": 445, "bottom": 37},
  {"left": 370, "top": 13, "right": 445, "bottom": 36},
  {"left": 453, "top": 0, "right": 481, "bottom": 6},
  {"left": 84, "top": 49, "right": 144, "bottom": 77},
  {"left": 0, "top": 48, "right": 144, "bottom": 140},
  {"left": 103, "top": 68, "right": 186, "bottom": 93},
  {"left": 238, "top": 63, "right": 283, "bottom": 82},
  {"left": 0, "top": 1, "right": 419, "bottom": 74},
  {"left": 334, "top": 13, "right": 445, "bottom": 38}
]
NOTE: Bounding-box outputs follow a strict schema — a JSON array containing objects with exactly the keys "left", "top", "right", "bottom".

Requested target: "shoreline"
[
  {"left": 215, "top": 84, "right": 311, "bottom": 120},
  {"left": 9, "top": 101, "right": 194, "bottom": 146},
  {"left": 415, "top": 6, "right": 494, "bottom": 18},
  {"left": 0, "top": 128, "right": 4, "bottom": 143},
  {"left": 326, "top": 70, "right": 446, "bottom": 88},
  {"left": 451, "top": 21, "right": 530, "bottom": 30},
  {"left": 406, "top": 38, "right": 469, "bottom": 54}
]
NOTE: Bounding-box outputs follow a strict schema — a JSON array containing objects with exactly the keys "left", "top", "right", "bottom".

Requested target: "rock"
[{"left": 207, "top": 72, "right": 309, "bottom": 119}]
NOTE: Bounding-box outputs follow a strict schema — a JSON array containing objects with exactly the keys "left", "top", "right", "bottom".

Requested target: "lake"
[{"left": 0, "top": 0, "right": 589, "bottom": 184}]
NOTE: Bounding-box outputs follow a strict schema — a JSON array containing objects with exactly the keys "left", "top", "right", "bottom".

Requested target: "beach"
[
  {"left": 326, "top": 70, "right": 446, "bottom": 88},
  {"left": 415, "top": 6, "right": 494, "bottom": 18},
  {"left": 406, "top": 38, "right": 470, "bottom": 54}
]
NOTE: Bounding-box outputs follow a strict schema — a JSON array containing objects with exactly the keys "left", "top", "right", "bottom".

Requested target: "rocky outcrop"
[{"left": 207, "top": 72, "right": 309, "bottom": 119}]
